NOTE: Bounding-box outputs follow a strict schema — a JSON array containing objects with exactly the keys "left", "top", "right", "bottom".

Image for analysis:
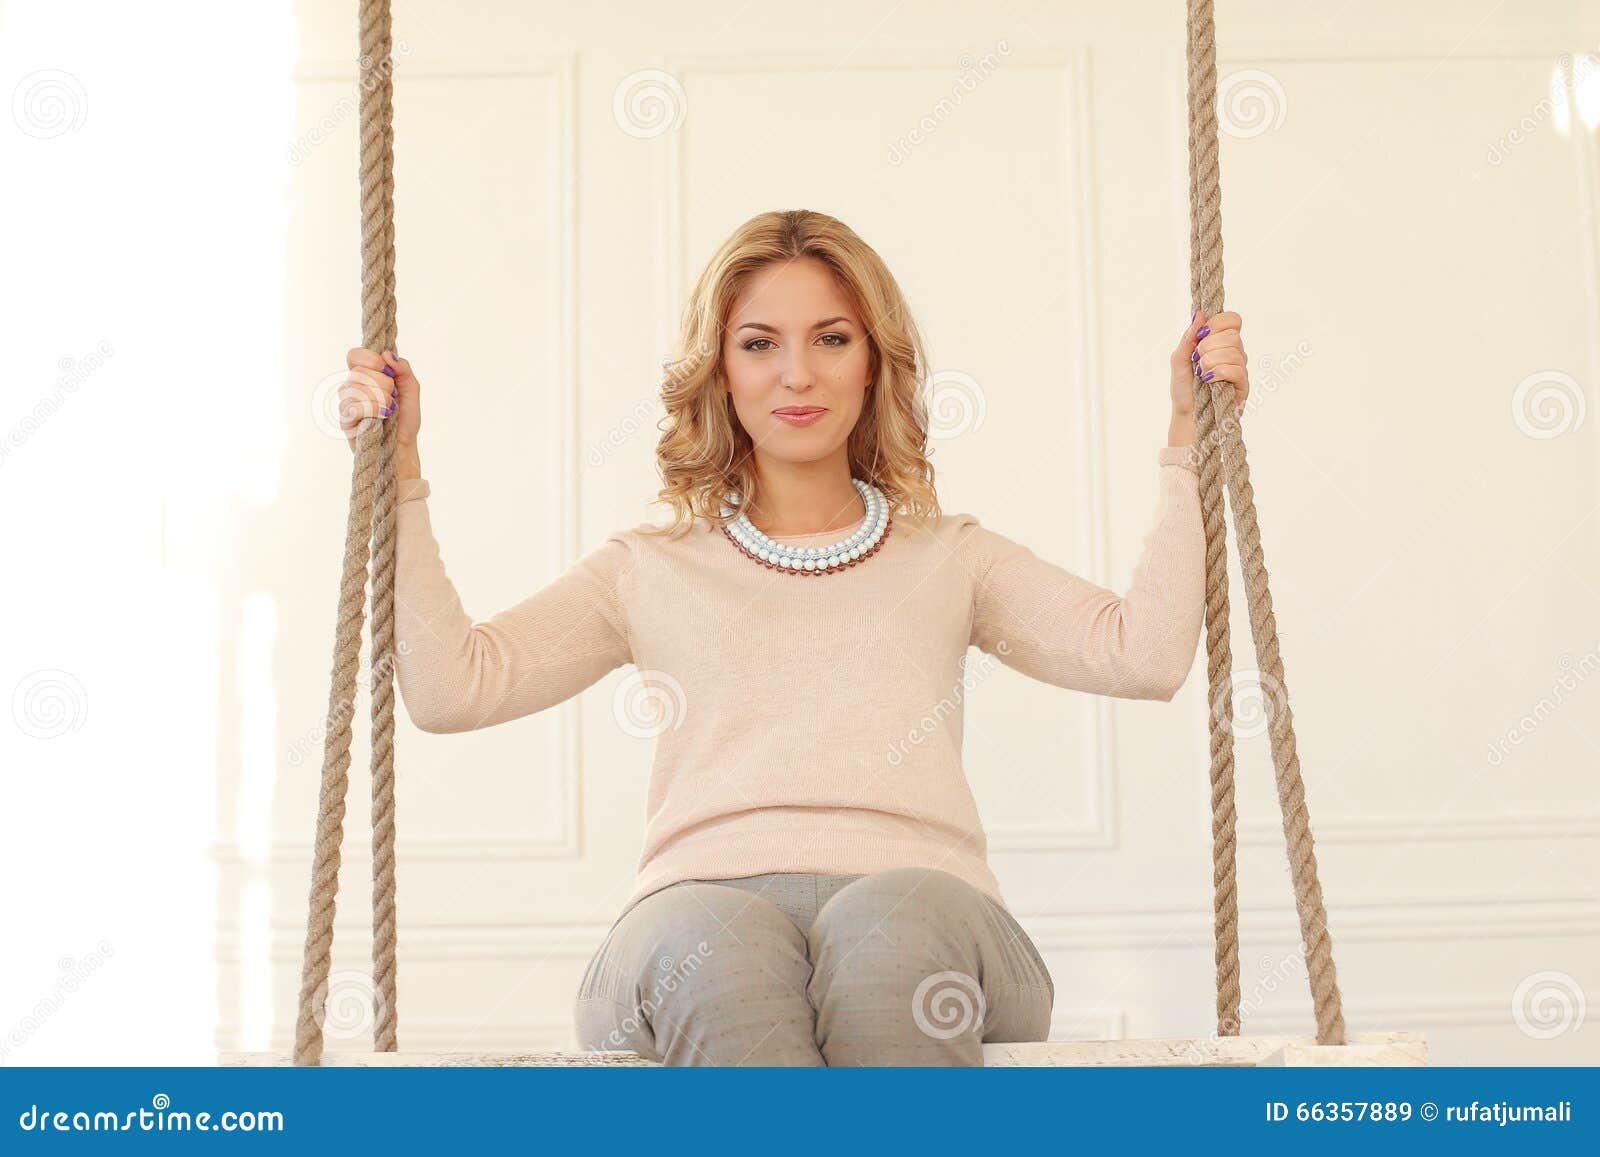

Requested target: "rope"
[
  {"left": 293, "top": 0, "right": 401, "bottom": 1066},
  {"left": 1186, "top": 0, "right": 1346, "bottom": 1045}
]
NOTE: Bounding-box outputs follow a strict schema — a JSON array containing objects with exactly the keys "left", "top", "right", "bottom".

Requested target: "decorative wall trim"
[
  {"left": 273, "top": 53, "right": 585, "bottom": 860},
  {"left": 214, "top": 894, "right": 1600, "bottom": 966},
  {"left": 1242, "top": 811, "right": 1600, "bottom": 845}
]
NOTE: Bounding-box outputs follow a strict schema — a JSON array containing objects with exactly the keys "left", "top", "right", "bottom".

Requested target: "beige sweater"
[{"left": 393, "top": 445, "right": 1205, "bottom": 914}]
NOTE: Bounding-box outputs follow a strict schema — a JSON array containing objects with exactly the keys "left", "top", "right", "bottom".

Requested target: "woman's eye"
[{"left": 742, "top": 333, "right": 848, "bottom": 352}]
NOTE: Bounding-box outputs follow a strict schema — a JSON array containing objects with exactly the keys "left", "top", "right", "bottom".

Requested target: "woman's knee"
[
  {"left": 574, "top": 882, "right": 822, "bottom": 1064},
  {"left": 805, "top": 867, "right": 1052, "bottom": 1063},
  {"left": 810, "top": 867, "right": 989, "bottom": 952}
]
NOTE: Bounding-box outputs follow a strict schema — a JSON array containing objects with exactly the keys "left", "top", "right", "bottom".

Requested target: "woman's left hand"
[{"left": 1171, "top": 309, "right": 1250, "bottom": 417}]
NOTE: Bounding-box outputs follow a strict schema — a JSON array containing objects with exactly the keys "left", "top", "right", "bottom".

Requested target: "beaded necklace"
[{"left": 720, "top": 477, "right": 892, "bottom": 576}]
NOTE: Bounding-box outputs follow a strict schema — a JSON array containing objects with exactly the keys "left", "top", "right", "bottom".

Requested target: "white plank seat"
[{"left": 221, "top": 1032, "right": 1427, "bottom": 1068}]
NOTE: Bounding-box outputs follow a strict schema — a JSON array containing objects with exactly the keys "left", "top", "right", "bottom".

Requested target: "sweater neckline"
[{"left": 742, "top": 510, "right": 868, "bottom": 545}]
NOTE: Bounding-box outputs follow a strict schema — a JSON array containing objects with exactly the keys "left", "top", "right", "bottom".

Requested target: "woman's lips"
[{"left": 772, "top": 408, "right": 827, "bottom": 426}]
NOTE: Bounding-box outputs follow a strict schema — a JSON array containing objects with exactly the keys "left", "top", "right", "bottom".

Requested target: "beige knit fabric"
[{"left": 390, "top": 447, "right": 1204, "bottom": 913}]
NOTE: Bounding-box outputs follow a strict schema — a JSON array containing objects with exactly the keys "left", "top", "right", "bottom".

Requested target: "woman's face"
[{"left": 722, "top": 256, "right": 871, "bottom": 465}]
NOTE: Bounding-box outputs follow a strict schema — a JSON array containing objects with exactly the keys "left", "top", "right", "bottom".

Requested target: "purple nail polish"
[
  {"left": 380, "top": 404, "right": 392, "bottom": 416},
  {"left": 1190, "top": 310, "right": 1197, "bottom": 324},
  {"left": 1196, "top": 325, "right": 1210, "bottom": 339},
  {"left": 1201, "top": 370, "right": 1215, "bottom": 382},
  {"left": 1191, "top": 350, "right": 1200, "bottom": 363},
  {"left": 382, "top": 365, "right": 396, "bottom": 378}
]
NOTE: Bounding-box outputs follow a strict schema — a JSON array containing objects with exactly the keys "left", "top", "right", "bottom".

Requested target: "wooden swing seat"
[{"left": 222, "top": 1031, "right": 1425, "bottom": 1068}]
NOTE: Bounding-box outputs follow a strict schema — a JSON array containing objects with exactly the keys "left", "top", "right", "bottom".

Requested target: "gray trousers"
[{"left": 574, "top": 866, "right": 1054, "bottom": 1066}]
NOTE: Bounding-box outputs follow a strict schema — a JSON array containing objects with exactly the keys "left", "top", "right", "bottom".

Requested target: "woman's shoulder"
[
  {"left": 879, "top": 510, "right": 1003, "bottom": 578},
  {"left": 895, "top": 509, "right": 988, "bottom": 546},
  {"left": 603, "top": 512, "right": 722, "bottom": 552}
]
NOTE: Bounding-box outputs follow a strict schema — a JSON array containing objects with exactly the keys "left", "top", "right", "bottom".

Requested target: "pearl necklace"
[{"left": 720, "top": 477, "right": 892, "bottom": 576}]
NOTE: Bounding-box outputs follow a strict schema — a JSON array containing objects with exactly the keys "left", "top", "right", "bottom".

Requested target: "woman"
[{"left": 337, "top": 209, "right": 1250, "bottom": 1066}]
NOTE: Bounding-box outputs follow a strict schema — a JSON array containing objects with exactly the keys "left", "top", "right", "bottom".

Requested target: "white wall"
[{"left": 2, "top": 0, "right": 1595, "bottom": 1065}]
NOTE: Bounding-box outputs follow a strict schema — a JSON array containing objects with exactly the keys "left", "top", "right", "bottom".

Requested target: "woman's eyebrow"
[{"left": 735, "top": 316, "right": 853, "bottom": 333}]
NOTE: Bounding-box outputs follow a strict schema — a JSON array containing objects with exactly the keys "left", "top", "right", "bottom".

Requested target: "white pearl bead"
[{"left": 725, "top": 476, "right": 889, "bottom": 575}]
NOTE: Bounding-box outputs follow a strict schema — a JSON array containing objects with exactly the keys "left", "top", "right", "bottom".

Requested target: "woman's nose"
[{"left": 779, "top": 353, "right": 816, "bottom": 389}]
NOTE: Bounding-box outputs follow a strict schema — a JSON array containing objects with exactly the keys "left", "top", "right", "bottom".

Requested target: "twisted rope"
[
  {"left": 293, "top": 0, "right": 401, "bottom": 1066},
  {"left": 1186, "top": 0, "right": 1346, "bottom": 1045}
]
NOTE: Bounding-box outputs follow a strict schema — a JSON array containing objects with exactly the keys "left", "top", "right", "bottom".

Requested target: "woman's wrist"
[
  {"left": 1167, "top": 407, "right": 1196, "bottom": 448},
  {"left": 396, "top": 441, "right": 422, "bottom": 482}
]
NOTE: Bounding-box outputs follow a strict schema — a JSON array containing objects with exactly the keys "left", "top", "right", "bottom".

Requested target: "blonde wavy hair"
[{"left": 643, "top": 209, "right": 940, "bottom": 540}]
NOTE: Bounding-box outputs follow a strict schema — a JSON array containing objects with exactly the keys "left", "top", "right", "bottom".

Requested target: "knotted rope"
[
  {"left": 1186, "top": 0, "right": 1346, "bottom": 1045},
  {"left": 293, "top": 0, "right": 401, "bottom": 1066}
]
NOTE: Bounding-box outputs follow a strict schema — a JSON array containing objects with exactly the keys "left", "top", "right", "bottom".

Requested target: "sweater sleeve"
[
  {"left": 962, "top": 445, "right": 1205, "bottom": 701},
  {"left": 392, "top": 477, "right": 635, "bottom": 733}
]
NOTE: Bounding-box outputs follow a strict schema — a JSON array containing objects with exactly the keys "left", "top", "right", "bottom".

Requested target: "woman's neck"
[{"left": 746, "top": 452, "right": 864, "bottom": 537}]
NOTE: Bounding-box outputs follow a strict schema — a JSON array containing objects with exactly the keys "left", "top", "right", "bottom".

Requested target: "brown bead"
[{"left": 721, "top": 518, "right": 893, "bottom": 575}]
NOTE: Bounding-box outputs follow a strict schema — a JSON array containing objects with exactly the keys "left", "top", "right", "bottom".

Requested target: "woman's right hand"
[{"left": 340, "top": 347, "right": 421, "bottom": 452}]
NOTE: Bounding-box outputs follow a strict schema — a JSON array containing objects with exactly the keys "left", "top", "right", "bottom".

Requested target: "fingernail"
[
  {"left": 382, "top": 365, "right": 396, "bottom": 378},
  {"left": 1190, "top": 310, "right": 1197, "bottom": 324},
  {"left": 390, "top": 385, "right": 398, "bottom": 398},
  {"left": 1191, "top": 350, "right": 1200, "bottom": 363},
  {"left": 1201, "top": 370, "right": 1215, "bottom": 382},
  {"left": 1196, "top": 325, "right": 1210, "bottom": 339},
  {"left": 383, "top": 348, "right": 395, "bottom": 358},
  {"left": 380, "top": 404, "right": 393, "bottom": 416}
]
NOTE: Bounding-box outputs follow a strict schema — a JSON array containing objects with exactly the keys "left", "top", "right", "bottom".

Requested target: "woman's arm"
[
  {"left": 336, "top": 351, "right": 634, "bottom": 733},
  {"left": 962, "top": 308, "right": 1250, "bottom": 700},
  {"left": 962, "top": 446, "right": 1205, "bottom": 700},
  {"left": 392, "top": 468, "right": 634, "bottom": 733}
]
